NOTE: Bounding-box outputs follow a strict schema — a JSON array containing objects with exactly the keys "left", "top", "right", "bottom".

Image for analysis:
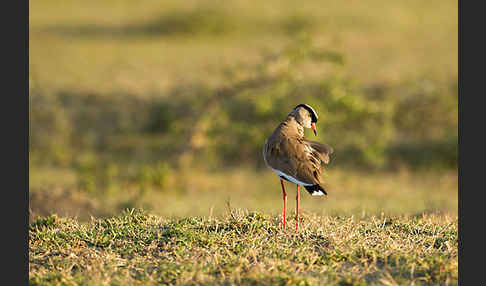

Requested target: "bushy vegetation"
[
  {"left": 29, "top": 0, "right": 457, "bottom": 222},
  {"left": 30, "top": 33, "right": 457, "bottom": 172},
  {"left": 29, "top": 209, "right": 458, "bottom": 285},
  {"left": 29, "top": 35, "right": 457, "bottom": 202}
]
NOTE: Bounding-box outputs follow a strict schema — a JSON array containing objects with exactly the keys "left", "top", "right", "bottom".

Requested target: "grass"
[
  {"left": 29, "top": 1, "right": 458, "bottom": 284},
  {"left": 29, "top": 0, "right": 457, "bottom": 170},
  {"left": 30, "top": 0, "right": 457, "bottom": 94},
  {"left": 29, "top": 168, "right": 458, "bottom": 221},
  {"left": 29, "top": 209, "right": 457, "bottom": 285}
]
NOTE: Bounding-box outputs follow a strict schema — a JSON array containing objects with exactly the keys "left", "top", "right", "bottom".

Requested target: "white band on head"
[{"left": 294, "top": 104, "right": 318, "bottom": 122}]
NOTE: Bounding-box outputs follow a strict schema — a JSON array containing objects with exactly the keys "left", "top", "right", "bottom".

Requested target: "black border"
[
  {"left": 3, "top": 0, "right": 29, "bottom": 283},
  {"left": 25, "top": 0, "right": 29, "bottom": 283},
  {"left": 458, "top": 0, "right": 483, "bottom": 285},
  {"left": 15, "top": 0, "right": 29, "bottom": 284}
]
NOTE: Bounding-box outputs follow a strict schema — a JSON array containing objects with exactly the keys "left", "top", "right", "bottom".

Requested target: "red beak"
[{"left": 311, "top": 122, "right": 317, "bottom": 136}]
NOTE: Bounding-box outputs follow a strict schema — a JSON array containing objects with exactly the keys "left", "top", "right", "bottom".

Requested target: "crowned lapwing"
[{"left": 263, "top": 104, "right": 333, "bottom": 230}]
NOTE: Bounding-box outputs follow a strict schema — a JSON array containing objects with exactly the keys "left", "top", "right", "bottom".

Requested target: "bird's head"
[{"left": 291, "top": 104, "right": 318, "bottom": 136}]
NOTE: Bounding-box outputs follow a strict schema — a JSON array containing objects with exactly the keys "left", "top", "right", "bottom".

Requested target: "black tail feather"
[{"left": 304, "top": 184, "right": 327, "bottom": 196}]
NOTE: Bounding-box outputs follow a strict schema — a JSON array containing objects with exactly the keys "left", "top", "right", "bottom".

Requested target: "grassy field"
[
  {"left": 29, "top": 0, "right": 457, "bottom": 174},
  {"left": 29, "top": 209, "right": 457, "bottom": 285},
  {"left": 30, "top": 0, "right": 457, "bottom": 93},
  {"left": 29, "top": 167, "right": 457, "bottom": 221},
  {"left": 29, "top": 0, "right": 457, "bottom": 284}
]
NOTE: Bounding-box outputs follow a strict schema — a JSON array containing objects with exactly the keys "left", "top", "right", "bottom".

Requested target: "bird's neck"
[{"left": 279, "top": 115, "right": 304, "bottom": 138}]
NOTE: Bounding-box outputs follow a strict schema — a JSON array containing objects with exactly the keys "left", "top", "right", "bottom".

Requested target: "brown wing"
[
  {"left": 303, "top": 139, "right": 333, "bottom": 164},
  {"left": 264, "top": 135, "right": 329, "bottom": 185}
]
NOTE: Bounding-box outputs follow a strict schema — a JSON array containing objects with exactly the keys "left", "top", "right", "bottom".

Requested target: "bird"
[{"left": 263, "top": 104, "right": 333, "bottom": 230}]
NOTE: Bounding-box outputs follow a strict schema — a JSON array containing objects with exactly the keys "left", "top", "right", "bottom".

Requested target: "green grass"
[
  {"left": 29, "top": 168, "right": 458, "bottom": 221},
  {"left": 29, "top": 209, "right": 457, "bottom": 285}
]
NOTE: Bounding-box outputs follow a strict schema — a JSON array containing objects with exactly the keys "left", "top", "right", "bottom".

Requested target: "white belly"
[{"left": 271, "top": 168, "right": 313, "bottom": 186}]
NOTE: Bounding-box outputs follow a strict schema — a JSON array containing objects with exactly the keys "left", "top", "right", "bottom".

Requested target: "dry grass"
[
  {"left": 29, "top": 209, "right": 458, "bottom": 285},
  {"left": 29, "top": 167, "right": 457, "bottom": 222}
]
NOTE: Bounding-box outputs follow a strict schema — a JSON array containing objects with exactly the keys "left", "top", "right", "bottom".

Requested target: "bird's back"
[{"left": 263, "top": 118, "right": 333, "bottom": 194}]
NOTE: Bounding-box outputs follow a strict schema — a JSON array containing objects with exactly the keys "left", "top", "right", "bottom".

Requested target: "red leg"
[
  {"left": 296, "top": 185, "right": 299, "bottom": 230},
  {"left": 280, "top": 179, "right": 287, "bottom": 230}
]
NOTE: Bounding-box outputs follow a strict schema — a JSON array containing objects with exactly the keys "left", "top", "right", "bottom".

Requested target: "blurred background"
[{"left": 29, "top": 0, "right": 457, "bottom": 222}]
